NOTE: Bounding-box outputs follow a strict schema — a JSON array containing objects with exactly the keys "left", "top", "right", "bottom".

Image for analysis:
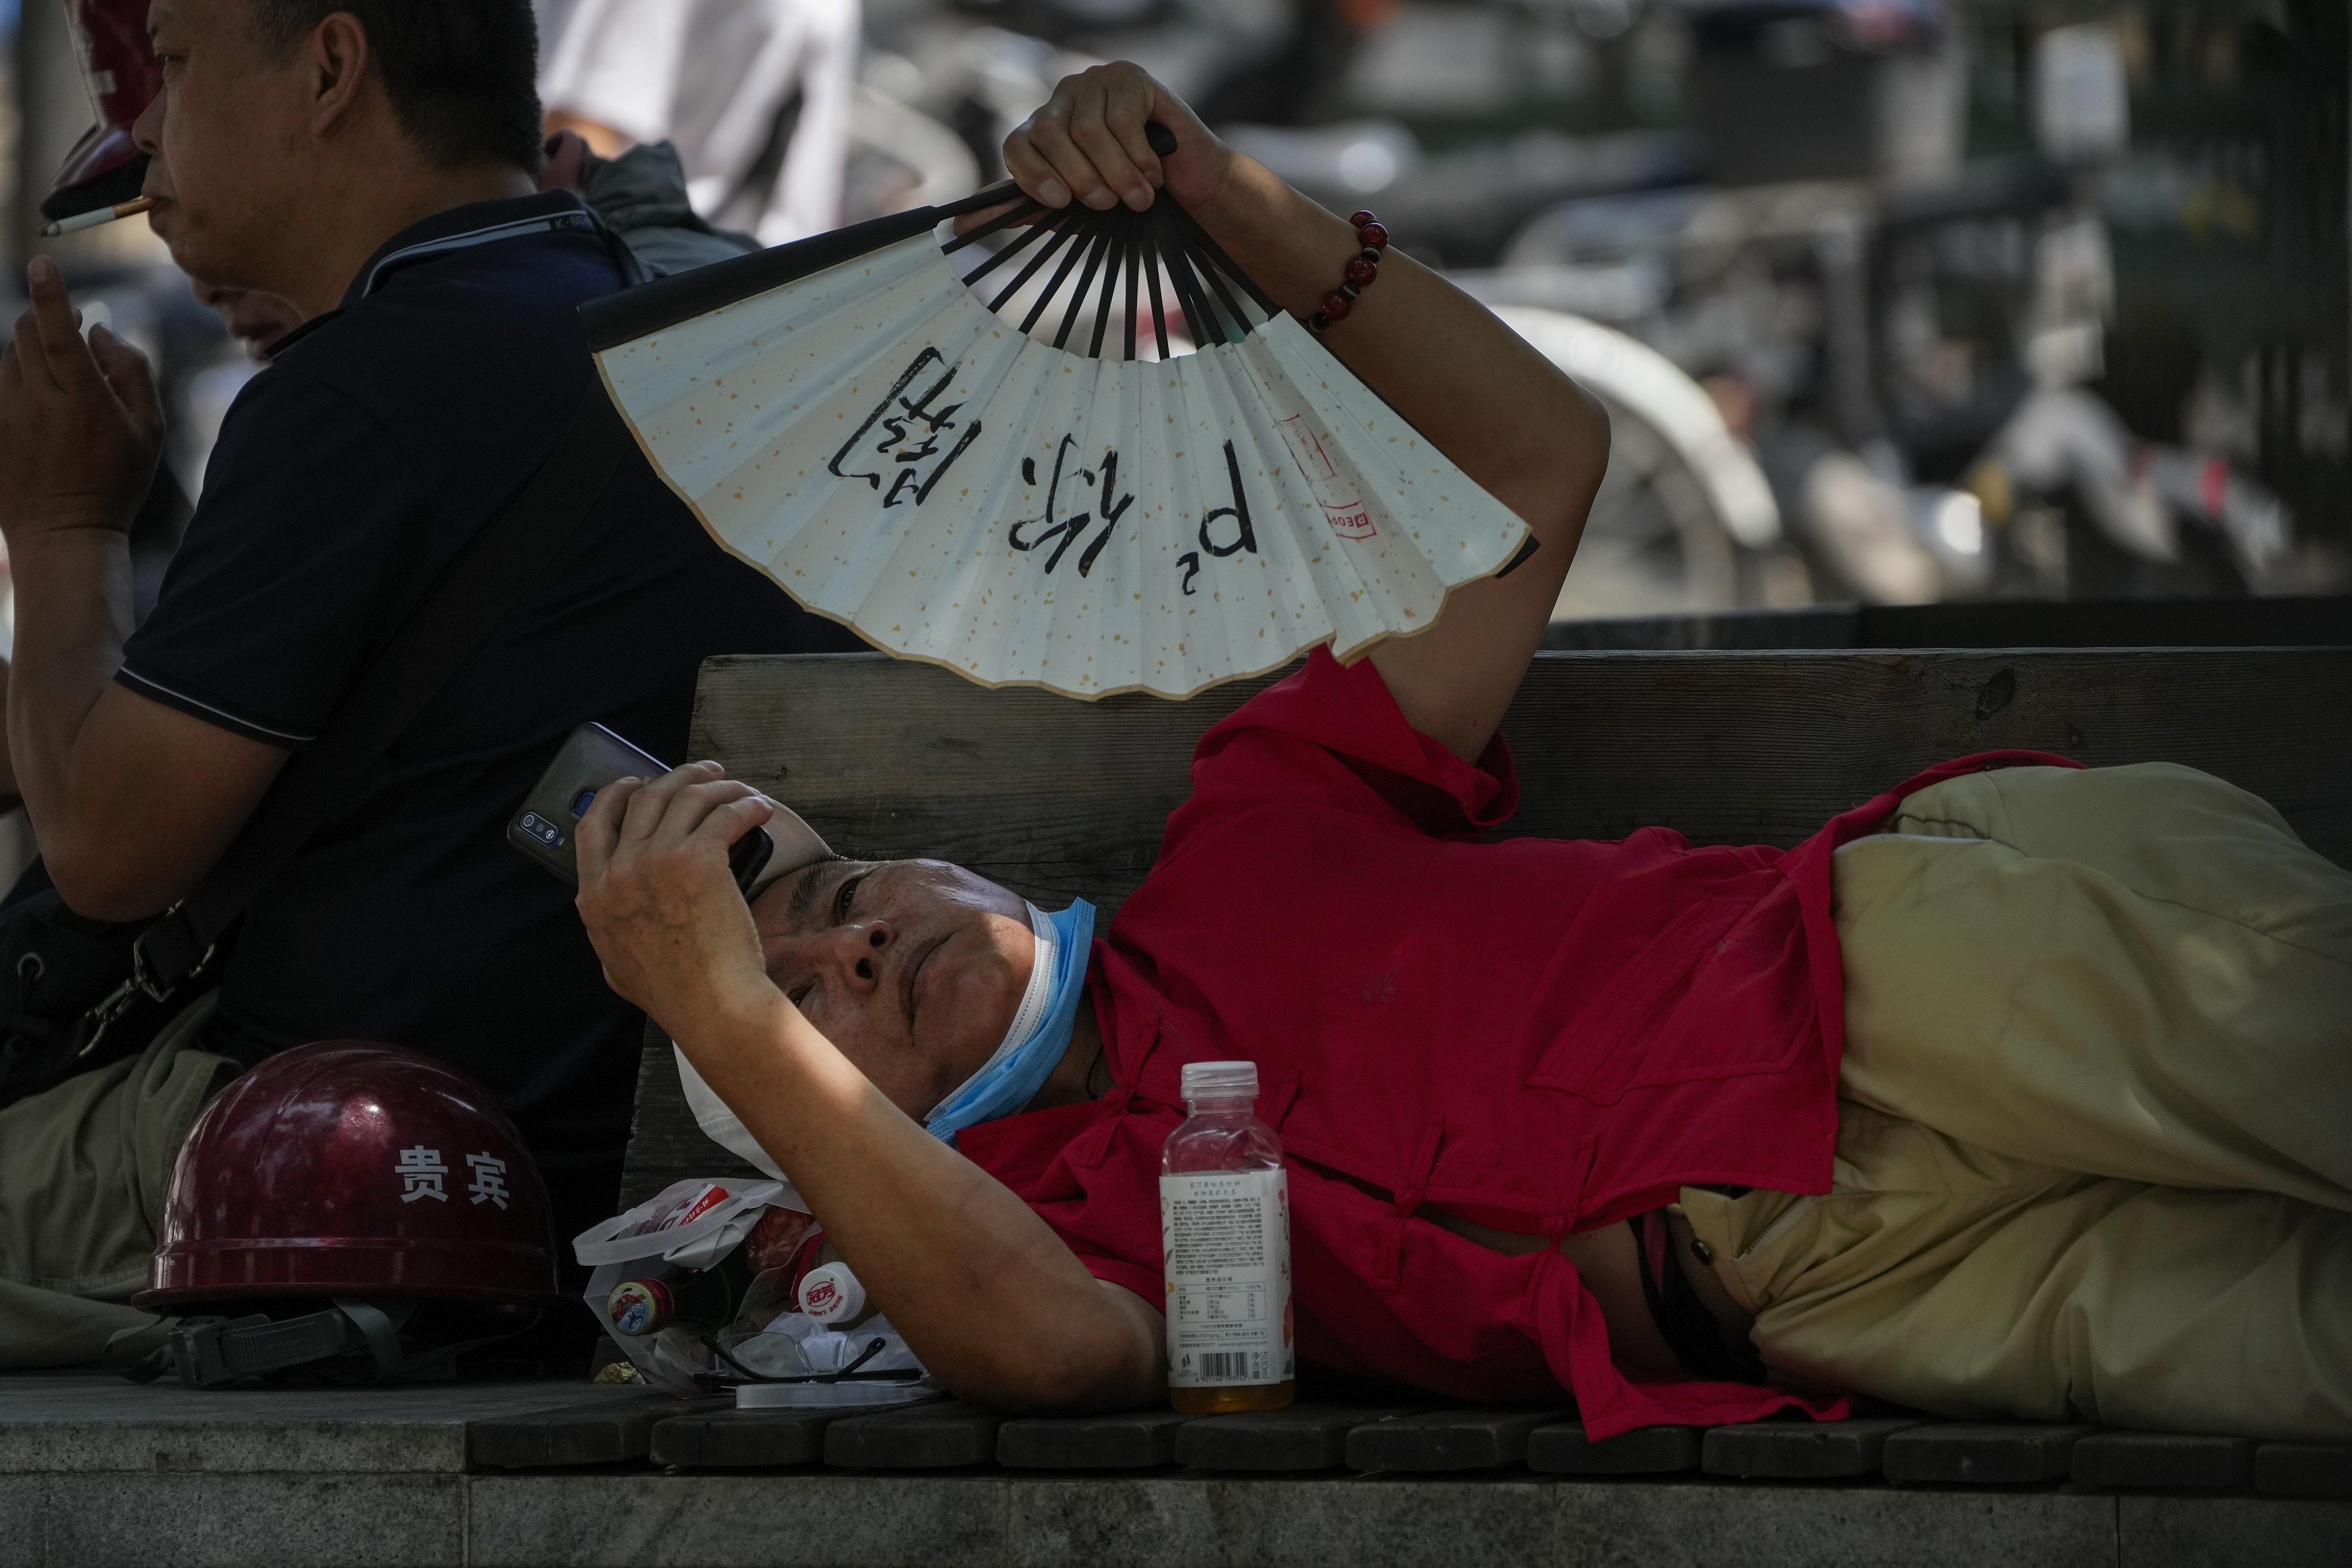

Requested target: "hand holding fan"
[{"left": 583, "top": 125, "right": 1531, "bottom": 699}]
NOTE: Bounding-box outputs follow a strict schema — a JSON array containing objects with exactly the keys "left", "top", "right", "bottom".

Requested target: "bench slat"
[
  {"left": 1344, "top": 1407, "right": 1569, "bottom": 1472},
  {"left": 1881, "top": 1423, "right": 2096, "bottom": 1485},
  {"left": 996, "top": 1410, "right": 1198, "bottom": 1469},
  {"left": 1525, "top": 1421, "right": 1703, "bottom": 1475},
  {"left": 1543, "top": 594, "right": 2352, "bottom": 652},
  {"left": 648, "top": 1405, "right": 923, "bottom": 1468},
  {"left": 1702, "top": 1418, "right": 1931, "bottom": 1479},
  {"left": 689, "top": 650, "right": 2352, "bottom": 906},
  {"left": 821, "top": 1400, "right": 1003, "bottom": 1468},
  {"left": 2256, "top": 1443, "right": 2352, "bottom": 1498},
  {"left": 467, "top": 1394, "right": 722, "bottom": 1469},
  {"left": 2073, "top": 1432, "right": 2258, "bottom": 1490},
  {"left": 690, "top": 652, "right": 1269, "bottom": 925},
  {"left": 1172, "top": 1405, "right": 1424, "bottom": 1472}
]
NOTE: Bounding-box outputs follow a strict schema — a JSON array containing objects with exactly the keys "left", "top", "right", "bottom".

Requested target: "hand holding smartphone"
[{"left": 508, "top": 723, "right": 775, "bottom": 893}]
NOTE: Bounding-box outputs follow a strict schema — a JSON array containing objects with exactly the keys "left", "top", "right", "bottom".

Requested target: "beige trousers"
[
  {"left": 0, "top": 994, "right": 231, "bottom": 1368},
  {"left": 1682, "top": 763, "right": 2352, "bottom": 1441}
]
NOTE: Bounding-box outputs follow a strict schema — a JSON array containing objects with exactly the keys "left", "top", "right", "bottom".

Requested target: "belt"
[
  {"left": 1666, "top": 1206, "right": 1759, "bottom": 1338},
  {"left": 1639, "top": 1206, "right": 1766, "bottom": 1383}
]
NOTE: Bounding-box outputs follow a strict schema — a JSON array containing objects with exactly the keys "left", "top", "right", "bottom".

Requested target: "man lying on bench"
[{"left": 575, "top": 64, "right": 2352, "bottom": 1442}]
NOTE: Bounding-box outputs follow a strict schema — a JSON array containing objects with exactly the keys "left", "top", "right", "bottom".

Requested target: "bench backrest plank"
[{"left": 620, "top": 646, "right": 2351, "bottom": 1203}]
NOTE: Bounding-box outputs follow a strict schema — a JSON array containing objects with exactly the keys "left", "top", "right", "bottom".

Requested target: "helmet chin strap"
[{"left": 106, "top": 1299, "right": 537, "bottom": 1388}]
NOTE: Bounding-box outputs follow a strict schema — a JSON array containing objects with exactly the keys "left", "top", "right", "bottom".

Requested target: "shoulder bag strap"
[{"left": 131, "top": 383, "right": 632, "bottom": 990}]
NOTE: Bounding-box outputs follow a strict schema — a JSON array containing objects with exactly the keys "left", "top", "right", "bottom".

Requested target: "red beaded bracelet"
[{"left": 1308, "top": 210, "right": 1389, "bottom": 334}]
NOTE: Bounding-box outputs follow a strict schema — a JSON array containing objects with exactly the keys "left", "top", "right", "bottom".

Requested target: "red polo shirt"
[{"left": 960, "top": 648, "right": 2071, "bottom": 1436}]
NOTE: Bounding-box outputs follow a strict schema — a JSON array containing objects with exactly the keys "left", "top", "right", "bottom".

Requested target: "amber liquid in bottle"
[
  {"left": 1161, "top": 1061, "right": 1296, "bottom": 1413},
  {"left": 1171, "top": 1379, "right": 1296, "bottom": 1414}
]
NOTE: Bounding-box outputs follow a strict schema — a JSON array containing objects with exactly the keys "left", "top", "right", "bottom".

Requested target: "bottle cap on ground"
[
  {"left": 1181, "top": 1060, "right": 1259, "bottom": 1101},
  {"left": 797, "top": 1261, "right": 866, "bottom": 1323}
]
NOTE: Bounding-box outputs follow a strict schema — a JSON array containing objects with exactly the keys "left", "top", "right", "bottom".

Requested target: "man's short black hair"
[{"left": 250, "top": 0, "right": 543, "bottom": 173}]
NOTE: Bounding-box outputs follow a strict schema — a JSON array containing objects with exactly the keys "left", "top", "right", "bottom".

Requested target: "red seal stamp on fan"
[{"left": 1276, "top": 416, "right": 1377, "bottom": 540}]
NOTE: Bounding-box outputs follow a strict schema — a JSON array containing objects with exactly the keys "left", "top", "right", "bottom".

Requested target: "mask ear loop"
[{"left": 923, "top": 903, "right": 1057, "bottom": 1127}]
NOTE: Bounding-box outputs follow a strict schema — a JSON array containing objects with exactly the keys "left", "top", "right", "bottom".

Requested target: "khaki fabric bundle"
[{"left": 1684, "top": 763, "right": 2352, "bottom": 1441}]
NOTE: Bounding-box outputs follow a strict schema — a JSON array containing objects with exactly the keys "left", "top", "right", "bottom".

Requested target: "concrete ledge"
[
  {"left": 2, "top": 1461, "right": 2347, "bottom": 1567},
  {"left": 0, "top": 1474, "right": 463, "bottom": 1568},
  {"left": 2119, "top": 1495, "right": 2352, "bottom": 1568},
  {"left": 467, "top": 1474, "right": 2134, "bottom": 1568},
  {"left": 0, "top": 1374, "right": 641, "bottom": 1475},
  {"left": 5, "top": 1374, "right": 2348, "bottom": 1568}
]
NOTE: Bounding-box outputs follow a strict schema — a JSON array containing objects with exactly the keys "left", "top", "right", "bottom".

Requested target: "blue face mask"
[{"left": 924, "top": 899, "right": 1096, "bottom": 1145}]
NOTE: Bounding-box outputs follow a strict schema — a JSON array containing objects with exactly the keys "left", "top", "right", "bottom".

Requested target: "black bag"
[
  {"left": 0, "top": 385, "right": 630, "bottom": 1112},
  {"left": 0, "top": 870, "right": 231, "bottom": 1106}
]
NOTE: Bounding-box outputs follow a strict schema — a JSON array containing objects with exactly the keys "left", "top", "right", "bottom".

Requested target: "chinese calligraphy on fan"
[
  {"left": 1007, "top": 434, "right": 1259, "bottom": 595},
  {"left": 1008, "top": 434, "right": 1136, "bottom": 577},
  {"left": 829, "top": 347, "right": 1276, "bottom": 594},
  {"left": 829, "top": 347, "right": 985, "bottom": 507},
  {"left": 1181, "top": 441, "right": 1260, "bottom": 595}
]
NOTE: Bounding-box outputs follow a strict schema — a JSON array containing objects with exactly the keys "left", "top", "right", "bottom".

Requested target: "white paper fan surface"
[{"left": 590, "top": 195, "right": 1529, "bottom": 699}]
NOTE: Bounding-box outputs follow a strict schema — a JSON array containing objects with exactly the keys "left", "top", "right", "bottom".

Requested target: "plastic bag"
[
  {"left": 574, "top": 1177, "right": 802, "bottom": 1270},
  {"left": 572, "top": 1178, "right": 813, "bottom": 1394},
  {"left": 717, "top": 1298, "right": 942, "bottom": 1409}
]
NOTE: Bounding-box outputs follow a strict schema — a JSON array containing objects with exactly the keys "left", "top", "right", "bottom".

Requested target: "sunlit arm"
[
  {"left": 574, "top": 764, "right": 1165, "bottom": 1412},
  {"left": 1191, "top": 152, "right": 1610, "bottom": 764},
  {"left": 687, "top": 982, "right": 1164, "bottom": 1408},
  {"left": 999, "top": 63, "right": 1612, "bottom": 763}
]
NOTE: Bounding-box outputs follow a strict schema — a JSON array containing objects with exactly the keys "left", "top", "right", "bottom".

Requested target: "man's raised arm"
[
  {"left": 0, "top": 259, "right": 287, "bottom": 921},
  {"left": 1000, "top": 64, "right": 1610, "bottom": 764},
  {"left": 575, "top": 764, "right": 1166, "bottom": 1411}
]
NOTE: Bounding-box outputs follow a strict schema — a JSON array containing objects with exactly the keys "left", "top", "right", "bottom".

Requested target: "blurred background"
[{"left": 3, "top": 0, "right": 2347, "bottom": 645}]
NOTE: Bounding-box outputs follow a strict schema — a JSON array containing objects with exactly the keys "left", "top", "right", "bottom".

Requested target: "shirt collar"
[
  {"left": 268, "top": 191, "right": 605, "bottom": 360},
  {"left": 338, "top": 189, "right": 600, "bottom": 308}
]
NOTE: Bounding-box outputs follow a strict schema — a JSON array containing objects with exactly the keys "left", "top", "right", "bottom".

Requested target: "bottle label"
[
  {"left": 606, "top": 1278, "right": 670, "bottom": 1336},
  {"left": 1160, "top": 1168, "right": 1293, "bottom": 1388}
]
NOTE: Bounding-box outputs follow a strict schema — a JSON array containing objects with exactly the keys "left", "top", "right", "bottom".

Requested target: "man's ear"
[{"left": 302, "top": 13, "right": 374, "bottom": 142}]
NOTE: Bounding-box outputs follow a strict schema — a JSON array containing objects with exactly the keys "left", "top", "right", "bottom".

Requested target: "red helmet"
[
  {"left": 141, "top": 1041, "right": 561, "bottom": 1309},
  {"left": 44, "top": 0, "right": 165, "bottom": 223},
  {"left": 119, "top": 1043, "right": 563, "bottom": 1387}
]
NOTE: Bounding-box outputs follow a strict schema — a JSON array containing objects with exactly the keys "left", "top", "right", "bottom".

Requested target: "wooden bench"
[
  {"left": 1540, "top": 592, "right": 2352, "bottom": 650},
  {"left": 592, "top": 644, "right": 2352, "bottom": 1492}
]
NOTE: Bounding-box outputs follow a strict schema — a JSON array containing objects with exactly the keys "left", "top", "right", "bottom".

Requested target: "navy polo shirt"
[{"left": 119, "top": 192, "right": 861, "bottom": 1220}]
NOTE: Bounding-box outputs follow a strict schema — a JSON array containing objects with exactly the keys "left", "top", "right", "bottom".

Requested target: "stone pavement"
[{"left": 1, "top": 1371, "right": 2346, "bottom": 1568}]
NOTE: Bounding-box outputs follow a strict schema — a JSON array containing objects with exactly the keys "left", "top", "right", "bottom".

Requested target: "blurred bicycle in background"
[{"left": 6, "top": 0, "right": 2341, "bottom": 630}]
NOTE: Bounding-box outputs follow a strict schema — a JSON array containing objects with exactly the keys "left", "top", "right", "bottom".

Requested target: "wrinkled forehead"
[
  {"left": 750, "top": 856, "right": 1027, "bottom": 940},
  {"left": 751, "top": 857, "right": 873, "bottom": 938}
]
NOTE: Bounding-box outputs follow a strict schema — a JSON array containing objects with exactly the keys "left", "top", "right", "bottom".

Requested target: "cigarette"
[{"left": 39, "top": 196, "right": 158, "bottom": 238}]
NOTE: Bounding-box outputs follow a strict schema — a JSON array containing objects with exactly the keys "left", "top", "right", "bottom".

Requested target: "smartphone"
[{"left": 508, "top": 722, "right": 774, "bottom": 892}]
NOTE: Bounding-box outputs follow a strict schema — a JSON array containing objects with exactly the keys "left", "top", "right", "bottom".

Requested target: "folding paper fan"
[{"left": 581, "top": 160, "right": 1531, "bottom": 699}]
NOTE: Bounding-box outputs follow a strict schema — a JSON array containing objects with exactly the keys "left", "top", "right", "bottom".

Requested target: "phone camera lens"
[{"left": 571, "top": 789, "right": 598, "bottom": 818}]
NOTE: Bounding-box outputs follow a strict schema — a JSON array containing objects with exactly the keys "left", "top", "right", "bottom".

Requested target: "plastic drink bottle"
[
  {"left": 796, "top": 1261, "right": 871, "bottom": 1325},
  {"left": 605, "top": 1249, "right": 755, "bottom": 1337},
  {"left": 1160, "top": 1060, "right": 1295, "bottom": 1412}
]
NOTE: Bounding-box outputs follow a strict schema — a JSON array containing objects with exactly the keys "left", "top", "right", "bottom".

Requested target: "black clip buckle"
[{"left": 73, "top": 909, "right": 216, "bottom": 1064}]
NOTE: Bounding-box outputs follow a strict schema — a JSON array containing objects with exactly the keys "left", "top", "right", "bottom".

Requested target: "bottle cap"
[
  {"left": 1180, "top": 1060, "right": 1259, "bottom": 1102},
  {"left": 606, "top": 1276, "right": 675, "bottom": 1336},
  {"left": 797, "top": 1261, "right": 867, "bottom": 1324}
]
